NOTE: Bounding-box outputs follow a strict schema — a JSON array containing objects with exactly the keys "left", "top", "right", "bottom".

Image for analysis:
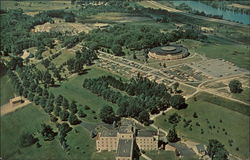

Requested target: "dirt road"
[{"left": 1, "top": 100, "right": 31, "bottom": 116}]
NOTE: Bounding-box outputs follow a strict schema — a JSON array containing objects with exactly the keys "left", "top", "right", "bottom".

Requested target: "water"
[{"left": 171, "top": 1, "right": 250, "bottom": 24}]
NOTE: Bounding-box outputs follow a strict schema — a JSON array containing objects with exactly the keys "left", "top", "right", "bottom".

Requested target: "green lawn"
[
  {"left": 0, "top": 75, "right": 15, "bottom": 106},
  {"left": 0, "top": 102, "right": 117, "bottom": 160},
  {"left": 155, "top": 97, "right": 250, "bottom": 159},
  {"left": 91, "top": 151, "right": 116, "bottom": 160},
  {"left": 195, "top": 92, "right": 250, "bottom": 116},
  {"left": 232, "top": 87, "right": 250, "bottom": 104},
  {"left": 0, "top": 103, "right": 67, "bottom": 160},
  {"left": 145, "top": 150, "right": 177, "bottom": 160},
  {"left": 52, "top": 48, "right": 76, "bottom": 67},
  {"left": 49, "top": 66, "right": 125, "bottom": 122}
]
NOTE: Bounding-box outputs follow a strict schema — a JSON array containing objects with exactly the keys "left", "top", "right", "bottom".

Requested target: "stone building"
[{"left": 96, "top": 119, "right": 159, "bottom": 160}]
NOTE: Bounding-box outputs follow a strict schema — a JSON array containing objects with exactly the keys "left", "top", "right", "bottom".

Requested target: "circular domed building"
[{"left": 148, "top": 45, "right": 189, "bottom": 60}]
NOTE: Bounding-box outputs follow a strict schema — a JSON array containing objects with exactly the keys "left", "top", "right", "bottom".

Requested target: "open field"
[
  {"left": 145, "top": 150, "right": 177, "bottom": 160},
  {"left": 155, "top": 96, "right": 250, "bottom": 159},
  {"left": 49, "top": 66, "right": 124, "bottom": 122},
  {"left": 0, "top": 103, "right": 105, "bottom": 160},
  {"left": 1, "top": 1, "right": 73, "bottom": 12},
  {"left": 88, "top": 12, "right": 152, "bottom": 23},
  {"left": 0, "top": 103, "right": 65, "bottom": 160},
  {"left": 0, "top": 75, "right": 15, "bottom": 106}
]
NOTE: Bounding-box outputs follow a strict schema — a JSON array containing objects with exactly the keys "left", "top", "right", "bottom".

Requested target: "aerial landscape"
[{"left": 0, "top": 0, "right": 249, "bottom": 160}]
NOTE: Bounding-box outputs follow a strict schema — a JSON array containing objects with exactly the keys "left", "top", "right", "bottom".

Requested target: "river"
[{"left": 171, "top": 1, "right": 250, "bottom": 24}]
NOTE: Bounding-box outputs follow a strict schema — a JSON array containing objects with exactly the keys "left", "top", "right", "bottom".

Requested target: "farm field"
[
  {"left": 49, "top": 66, "right": 124, "bottom": 122},
  {"left": 0, "top": 75, "right": 15, "bottom": 106},
  {"left": 154, "top": 96, "right": 250, "bottom": 159}
]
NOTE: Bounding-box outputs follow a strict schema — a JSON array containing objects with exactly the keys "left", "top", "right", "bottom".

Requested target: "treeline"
[
  {"left": 58, "top": 32, "right": 86, "bottom": 49},
  {"left": 65, "top": 48, "right": 98, "bottom": 74},
  {"left": 83, "top": 75, "right": 186, "bottom": 125},
  {"left": 85, "top": 24, "right": 206, "bottom": 55},
  {"left": 0, "top": 9, "right": 60, "bottom": 56},
  {"left": 38, "top": 10, "right": 76, "bottom": 22}
]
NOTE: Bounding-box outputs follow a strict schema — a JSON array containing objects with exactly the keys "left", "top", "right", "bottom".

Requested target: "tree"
[
  {"left": 55, "top": 95, "right": 64, "bottom": 106},
  {"left": 167, "top": 128, "right": 179, "bottom": 143},
  {"left": 54, "top": 106, "right": 61, "bottom": 116},
  {"left": 20, "top": 132, "right": 38, "bottom": 147},
  {"left": 69, "top": 101, "right": 78, "bottom": 114},
  {"left": 62, "top": 98, "right": 69, "bottom": 109},
  {"left": 172, "top": 82, "right": 179, "bottom": 93},
  {"left": 64, "top": 14, "right": 75, "bottom": 22},
  {"left": 193, "top": 112, "right": 198, "bottom": 118},
  {"left": 169, "top": 95, "right": 185, "bottom": 109},
  {"left": 59, "top": 110, "right": 69, "bottom": 121},
  {"left": 99, "top": 105, "right": 116, "bottom": 124},
  {"left": 8, "top": 57, "right": 23, "bottom": 70},
  {"left": 58, "top": 123, "right": 72, "bottom": 137},
  {"left": 68, "top": 114, "right": 81, "bottom": 125},
  {"left": 138, "top": 111, "right": 150, "bottom": 124},
  {"left": 78, "top": 110, "right": 87, "bottom": 118},
  {"left": 111, "top": 44, "right": 124, "bottom": 56},
  {"left": 168, "top": 113, "right": 181, "bottom": 124},
  {"left": 229, "top": 80, "right": 242, "bottom": 93},
  {"left": 207, "top": 139, "right": 228, "bottom": 160},
  {"left": 41, "top": 123, "right": 57, "bottom": 141}
]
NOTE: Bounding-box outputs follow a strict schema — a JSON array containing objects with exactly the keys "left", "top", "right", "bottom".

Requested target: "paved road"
[{"left": 146, "top": 1, "right": 249, "bottom": 29}]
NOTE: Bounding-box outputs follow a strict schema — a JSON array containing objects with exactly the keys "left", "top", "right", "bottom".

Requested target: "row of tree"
[{"left": 83, "top": 75, "right": 186, "bottom": 125}]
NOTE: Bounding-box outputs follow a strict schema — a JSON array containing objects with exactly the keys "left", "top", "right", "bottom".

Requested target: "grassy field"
[
  {"left": 232, "top": 87, "right": 250, "bottom": 104},
  {"left": 179, "top": 84, "right": 197, "bottom": 97},
  {"left": 0, "top": 75, "right": 15, "bottom": 106},
  {"left": 145, "top": 150, "right": 177, "bottom": 160},
  {"left": 155, "top": 96, "right": 250, "bottom": 159},
  {"left": 0, "top": 1, "right": 73, "bottom": 13},
  {"left": 0, "top": 103, "right": 65, "bottom": 160},
  {"left": 0, "top": 103, "right": 106, "bottom": 160},
  {"left": 91, "top": 151, "right": 116, "bottom": 160},
  {"left": 49, "top": 66, "right": 125, "bottom": 122},
  {"left": 195, "top": 92, "right": 250, "bottom": 116},
  {"left": 52, "top": 48, "right": 76, "bottom": 66}
]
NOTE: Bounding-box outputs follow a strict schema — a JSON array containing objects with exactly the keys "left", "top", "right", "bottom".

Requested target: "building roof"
[
  {"left": 117, "top": 139, "right": 133, "bottom": 158},
  {"left": 150, "top": 45, "right": 188, "bottom": 55},
  {"left": 137, "top": 130, "right": 157, "bottom": 137},
  {"left": 119, "top": 125, "right": 133, "bottom": 134},
  {"left": 100, "top": 129, "right": 117, "bottom": 137}
]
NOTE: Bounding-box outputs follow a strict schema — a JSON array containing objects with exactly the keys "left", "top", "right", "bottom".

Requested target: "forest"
[{"left": 85, "top": 24, "right": 206, "bottom": 55}]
